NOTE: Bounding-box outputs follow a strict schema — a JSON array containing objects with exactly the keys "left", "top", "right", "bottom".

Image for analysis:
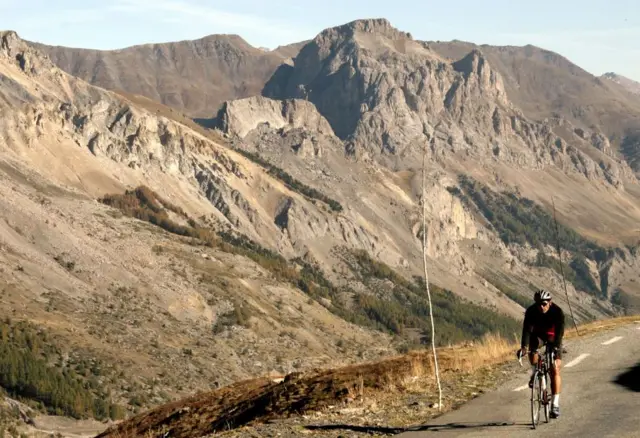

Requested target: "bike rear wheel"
[{"left": 530, "top": 370, "right": 541, "bottom": 428}]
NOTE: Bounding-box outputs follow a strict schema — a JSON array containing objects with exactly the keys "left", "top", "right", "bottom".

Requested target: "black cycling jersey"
[{"left": 521, "top": 301, "right": 565, "bottom": 350}]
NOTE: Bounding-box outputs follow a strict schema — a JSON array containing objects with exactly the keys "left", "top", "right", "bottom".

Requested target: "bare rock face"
[
  {"left": 215, "top": 96, "right": 335, "bottom": 138},
  {"left": 428, "top": 42, "right": 640, "bottom": 151},
  {"left": 449, "top": 49, "right": 509, "bottom": 109},
  {"left": 263, "top": 19, "right": 451, "bottom": 157},
  {"left": 1, "top": 32, "right": 289, "bottom": 252},
  {"left": 262, "top": 20, "right": 630, "bottom": 187},
  {"left": 591, "top": 132, "right": 612, "bottom": 155},
  {"left": 1, "top": 31, "right": 48, "bottom": 75}
]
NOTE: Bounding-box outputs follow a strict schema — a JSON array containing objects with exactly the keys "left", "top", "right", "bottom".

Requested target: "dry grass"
[
  {"left": 374, "top": 332, "right": 515, "bottom": 391},
  {"left": 95, "top": 333, "right": 516, "bottom": 438},
  {"left": 565, "top": 315, "right": 640, "bottom": 339},
  {"left": 95, "top": 316, "right": 639, "bottom": 438}
]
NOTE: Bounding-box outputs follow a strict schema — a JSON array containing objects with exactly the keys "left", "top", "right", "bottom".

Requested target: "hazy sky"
[{"left": 2, "top": 0, "right": 639, "bottom": 81}]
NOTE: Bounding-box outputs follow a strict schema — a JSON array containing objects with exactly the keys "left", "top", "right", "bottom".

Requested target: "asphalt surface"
[{"left": 398, "top": 321, "right": 640, "bottom": 438}]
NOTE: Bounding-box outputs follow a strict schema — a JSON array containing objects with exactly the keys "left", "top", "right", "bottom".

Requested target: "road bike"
[{"left": 518, "top": 342, "right": 556, "bottom": 429}]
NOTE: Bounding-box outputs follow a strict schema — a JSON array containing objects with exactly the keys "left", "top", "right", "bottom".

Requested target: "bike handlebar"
[{"left": 516, "top": 342, "right": 567, "bottom": 367}]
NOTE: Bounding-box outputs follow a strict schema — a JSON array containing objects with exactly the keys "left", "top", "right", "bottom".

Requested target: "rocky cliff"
[
  {"left": 215, "top": 96, "right": 335, "bottom": 138},
  {"left": 261, "top": 19, "right": 636, "bottom": 194}
]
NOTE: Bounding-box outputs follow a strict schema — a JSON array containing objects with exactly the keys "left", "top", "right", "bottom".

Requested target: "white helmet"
[{"left": 535, "top": 289, "right": 552, "bottom": 302}]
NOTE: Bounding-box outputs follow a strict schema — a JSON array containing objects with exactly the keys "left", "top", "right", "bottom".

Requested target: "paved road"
[{"left": 398, "top": 321, "right": 640, "bottom": 438}]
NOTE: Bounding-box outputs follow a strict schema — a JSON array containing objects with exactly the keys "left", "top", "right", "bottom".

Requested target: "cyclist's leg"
[
  {"left": 548, "top": 341, "right": 562, "bottom": 417},
  {"left": 527, "top": 336, "right": 540, "bottom": 387},
  {"left": 528, "top": 336, "right": 540, "bottom": 365},
  {"left": 551, "top": 346, "right": 562, "bottom": 396}
]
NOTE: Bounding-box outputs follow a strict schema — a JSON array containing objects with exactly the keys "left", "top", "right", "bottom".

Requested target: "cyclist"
[{"left": 518, "top": 289, "right": 565, "bottom": 419}]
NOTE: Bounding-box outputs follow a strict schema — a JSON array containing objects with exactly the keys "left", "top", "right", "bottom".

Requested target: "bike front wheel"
[{"left": 530, "top": 370, "right": 541, "bottom": 428}]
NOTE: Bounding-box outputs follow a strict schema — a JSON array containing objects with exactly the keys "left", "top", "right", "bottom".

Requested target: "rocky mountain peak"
[
  {"left": 1, "top": 30, "right": 29, "bottom": 61},
  {"left": 1, "top": 30, "right": 20, "bottom": 48},
  {"left": 452, "top": 48, "right": 488, "bottom": 76},
  {"left": 178, "top": 33, "right": 257, "bottom": 56},
  {"left": 262, "top": 19, "right": 635, "bottom": 188},
  {"left": 449, "top": 48, "right": 508, "bottom": 106},
  {"left": 341, "top": 18, "right": 411, "bottom": 38},
  {"left": 308, "top": 18, "right": 410, "bottom": 47},
  {"left": 263, "top": 21, "right": 514, "bottom": 164},
  {"left": 1, "top": 30, "right": 56, "bottom": 77},
  {"left": 308, "top": 17, "right": 424, "bottom": 59}
]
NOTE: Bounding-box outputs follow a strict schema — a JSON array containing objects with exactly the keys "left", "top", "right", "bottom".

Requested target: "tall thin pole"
[
  {"left": 422, "top": 137, "right": 442, "bottom": 410},
  {"left": 551, "top": 196, "right": 580, "bottom": 336}
]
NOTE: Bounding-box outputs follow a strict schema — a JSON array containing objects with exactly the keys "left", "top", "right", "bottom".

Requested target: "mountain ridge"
[
  {"left": 426, "top": 40, "right": 640, "bottom": 141},
  {"left": 28, "top": 32, "right": 308, "bottom": 118},
  {"left": 23, "top": 21, "right": 640, "bottom": 165},
  {"left": 29, "top": 32, "right": 304, "bottom": 54}
]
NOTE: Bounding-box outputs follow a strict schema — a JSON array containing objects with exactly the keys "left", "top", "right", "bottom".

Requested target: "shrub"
[{"left": 98, "top": 186, "right": 218, "bottom": 246}]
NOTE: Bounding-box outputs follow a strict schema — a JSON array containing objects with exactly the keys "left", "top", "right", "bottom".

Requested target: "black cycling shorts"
[{"left": 529, "top": 335, "right": 562, "bottom": 360}]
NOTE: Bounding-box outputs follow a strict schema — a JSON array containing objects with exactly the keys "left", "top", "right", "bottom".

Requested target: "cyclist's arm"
[{"left": 520, "top": 307, "right": 533, "bottom": 349}]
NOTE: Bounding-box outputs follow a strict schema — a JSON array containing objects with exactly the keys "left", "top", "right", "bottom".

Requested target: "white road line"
[
  {"left": 565, "top": 353, "right": 590, "bottom": 368},
  {"left": 513, "top": 384, "right": 529, "bottom": 392},
  {"left": 602, "top": 336, "right": 623, "bottom": 345}
]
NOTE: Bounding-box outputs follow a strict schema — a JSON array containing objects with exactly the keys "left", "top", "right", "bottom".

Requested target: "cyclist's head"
[
  {"left": 534, "top": 289, "right": 552, "bottom": 310},
  {"left": 534, "top": 289, "right": 552, "bottom": 302}
]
